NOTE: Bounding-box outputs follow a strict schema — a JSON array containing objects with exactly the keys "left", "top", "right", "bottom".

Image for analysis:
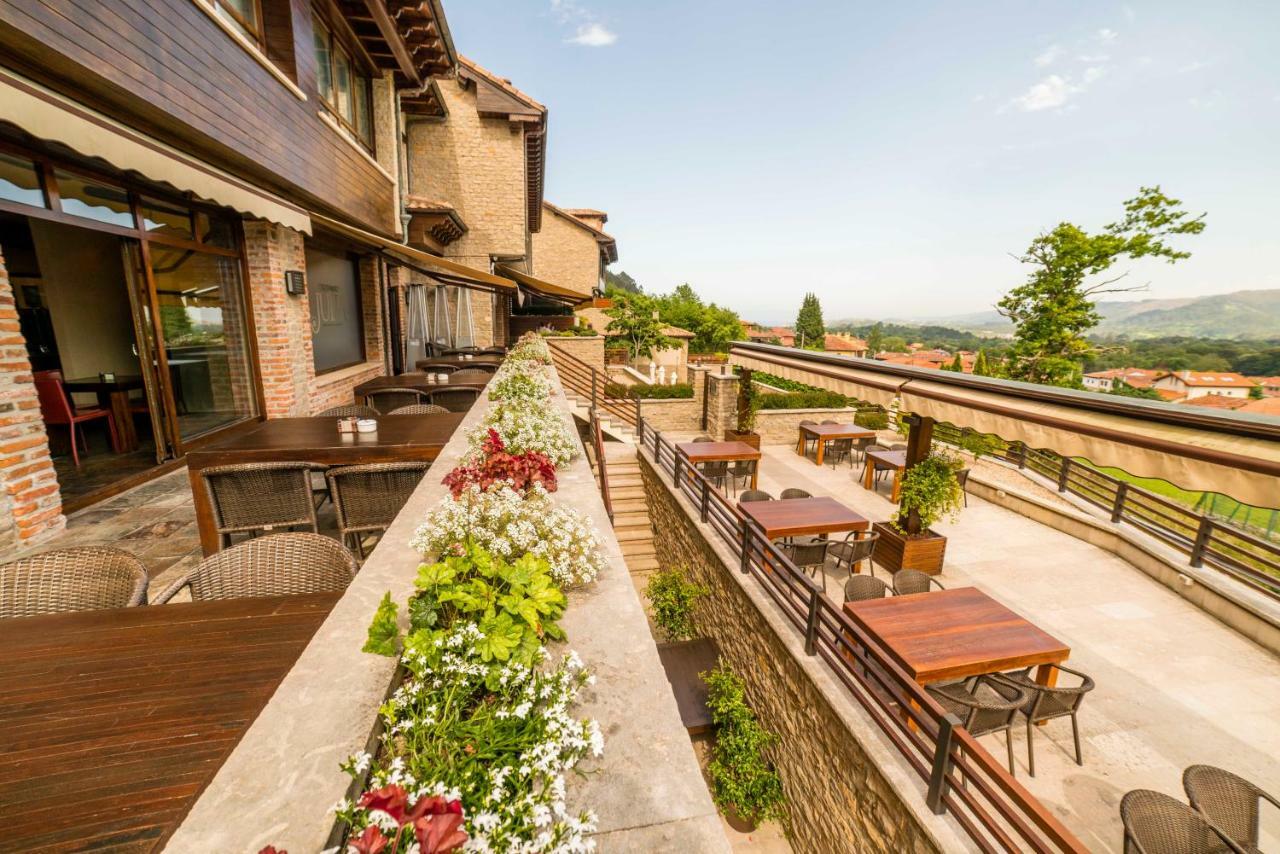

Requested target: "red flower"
[
  {"left": 413, "top": 812, "right": 467, "bottom": 854},
  {"left": 442, "top": 430, "right": 558, "bottom": 499},
  {"left": 348, "top": 786, "right": 467, "bottom": 854},
  {"left": 359, "top": 785, "right": 411, "bottom": 823},
  {"left": 258, "top": 847, "right": 287, "bottom": 854},
  {"left": 347, "top": 825, "right": 390, "bottom": 854}
]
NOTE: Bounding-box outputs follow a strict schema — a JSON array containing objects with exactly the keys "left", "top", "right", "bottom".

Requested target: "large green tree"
[
  {"left": 795, "top": 292, "right": 825, "bottom": 349},
  {"left": 654, "top": 283, "right": 743, "bottom": 353},
  {"left": 998, "top": 187, "right": 1206, "bottom": 387},
  {"left": 865, "top": 322, "right": 885, "bottom": 354},
  {"left": 605, "top": 292, "right": 673, "bottom": 358}
]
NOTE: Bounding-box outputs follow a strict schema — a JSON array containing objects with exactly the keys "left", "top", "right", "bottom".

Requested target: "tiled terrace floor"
[{"left": 733, "top": 439, "right": 1280, "bottom": 852}]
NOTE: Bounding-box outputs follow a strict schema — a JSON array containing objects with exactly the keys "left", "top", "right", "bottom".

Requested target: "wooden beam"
[
  {"left": 359, "top": 0, "right": 421, "bottom": 86},
  {"left": 899, "top": 414, "right": 935, "bottom": 534}
]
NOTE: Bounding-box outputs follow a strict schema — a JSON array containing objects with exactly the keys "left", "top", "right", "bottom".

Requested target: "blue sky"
[{"left": 446, "top": 1, "right": 1280, "bottom": 325}]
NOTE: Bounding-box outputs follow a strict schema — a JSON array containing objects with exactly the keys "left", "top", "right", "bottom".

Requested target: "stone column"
[{"left": 704, "top": 369, "right": 740, "bottom": 440}]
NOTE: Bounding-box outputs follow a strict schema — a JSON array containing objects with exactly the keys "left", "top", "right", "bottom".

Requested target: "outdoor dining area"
[{"left": 672, "top": 422, "right": 1280, "bottom": 850}]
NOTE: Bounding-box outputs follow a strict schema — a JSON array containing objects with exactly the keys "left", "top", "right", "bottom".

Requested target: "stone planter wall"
[
  {"left": 546, "top": 334, "right": 606, "bottom": 371},
  {"left": 753, "top": 406, "right": 861, "bottom": 444}
]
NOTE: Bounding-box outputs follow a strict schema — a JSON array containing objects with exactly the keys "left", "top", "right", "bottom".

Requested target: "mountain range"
[{"left": 862, "top": 289, "right": 1280, "bottom": 340}]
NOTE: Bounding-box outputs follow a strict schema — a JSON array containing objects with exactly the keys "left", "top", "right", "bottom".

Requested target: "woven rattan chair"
[
  {"left": 798, "top": 419, "right": 819, "bottom": 458},
  {"left": 1184, "top": 764, "right": 1279, "bottom": 852},
  {"left": 927, "top": 675, "right": 1031, "bottom": 775},
  {"left": 699, "top": 459, "right": 729, "bottom": 492},
  {"left": 326, "top": 462, "right": 430, "bottom": 558},
  {"left": 366, "top": 389, "right": 428, "bottom": 414},
  {"left": 844, "top": 574, "right": 891, "bottom": 602},
  {"left": 739, "top": 489, "right": 773, "bottom": 503},
  {"left": 780, "top": 488, "right": 811, "bottom": 499},
  {"left": 692, "top": 435, "right": 713, "bottom": 442},
  {"left": 426, "top": 387, "right": 481, "bottom": 412},
  {"left": 0, "top": 546, "right": 148, "bottom": 618},
  {"left": 389, "top": 403, "right": 450, "bottom": 416},
  {"left": 729, "top": 459, "right": 756, "bottom": 495},
  {"left": 152, "top": 533, "right": 357, "bottom": 604},
  {"left": 830, "top": 530, "right": 880, "bottom": 577},
  {"left": 784, "top": 538, "right": 831, "bottom": 593},
  {"left": 319, "top": 404, "right": 379, "bottom": 418},
  {"left": 441, "top": 347, "right": 475, "bottom": 356},
  {"left": 892, "top": 568, "right": 945, "bottom": 595},
  {"left": 998, "top": 664, "right": 1095, "bottom": 776},
  {"left": 1121, "top": 789, "right": 1246, "bottom": 854},
  {"left": 451, "top": 369, "right": 493, "bottom": 383},
  {"left": 201, "top": 462, "right": 318, "bottom": 549},
  {"left": 889, "top": 443, "right": 908, "bottom": 451},
  {"left": 419, "top": 363, "right": 457, "bottom": 374}
]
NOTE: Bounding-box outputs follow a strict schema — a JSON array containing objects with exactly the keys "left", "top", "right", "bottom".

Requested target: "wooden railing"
[
  {"left": 917, "top": 419, "right": 1280, "bottom": 599},
  {"left": 636, "top": 417, "right": 1088, "bottom": 854},
  {"left": 548, "top": 342, "right": 640, "bottom": 430}
]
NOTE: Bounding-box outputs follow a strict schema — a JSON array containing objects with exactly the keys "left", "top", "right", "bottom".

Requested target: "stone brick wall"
[
  {"left": 639, "top": 451, "right": 961, "bottom": 854},
  {"left": 0, "top": 247, "right": 63, "bottom": 546},
  {"left": 546, "top": 335, "right": 605, "bottom": 371},
  {"left": 704, "top": 370, "right": 740, "bottom": 439},
  {"left": 531, "top": 206, "right": 599, "bottom": 298},
  {"left": 754, "top": 407, "right": 861, "bottom": 444}
]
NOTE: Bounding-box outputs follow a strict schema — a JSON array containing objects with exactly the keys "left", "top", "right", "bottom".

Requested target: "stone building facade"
[{"left": 533, "top": 202, "right": 618, "bottom": 298}]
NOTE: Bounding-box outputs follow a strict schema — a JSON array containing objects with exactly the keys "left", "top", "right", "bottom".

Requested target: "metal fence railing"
[
  {"left": 548, "top": 341, "right": 640, "bottom": 430},
  {"left": 636, "top": 417, "right": 1088, "bottom": 854},
  {"left": 915, "top": 419, "right": 1280, "bottom": 599}
]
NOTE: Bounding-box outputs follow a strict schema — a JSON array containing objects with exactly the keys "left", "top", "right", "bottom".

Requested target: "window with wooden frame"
[
  {"left": 311, "top": 10, "right": 374, "bottom": 151},
  {"left": 211, "top": 0, "right": 264, "bottom": 45}
]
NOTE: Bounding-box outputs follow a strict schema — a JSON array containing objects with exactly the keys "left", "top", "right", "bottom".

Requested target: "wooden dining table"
[
  {"left": 64, "top": 374, "right": 145, "bottom": 452},
  {"left": 0, "top": 592, "right": 339, "bottom": 853},
  {"left": 739, "top": 496, "right": 869, "bottom": 540},
  {"left": 797, "top": 423, "right": 875, "bottom": 466},
  {"left": 675, "top": 440, "right": 762, "bottom": 490},
  {"left": 863, "top": 448, "right": 908, "bottom": 502},
  {"left": 185, "top": 413, "right": 462, "bottom": 555},
  {"left": 843, "top": 587, "right": 1070, "bottom": 687},
  {"left": 414, "top": 355, "right": 502, "bottom": 371},
  {"left": 353, "top": 372, "right": 490, "bottom": 400}
]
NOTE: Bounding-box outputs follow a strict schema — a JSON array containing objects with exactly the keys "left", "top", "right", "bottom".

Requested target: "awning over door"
[
  {"left": 730, "top": 342, "right": 1280, "bottom": 508},
  {"left": 0, "top": 67, "right": 311, "bottom": 234},
  {"left": 310, "top": 213, "right": 517, "bottom": 293},
  {"left": 494, "top": 264, "right": 588, "bottom": 305}
]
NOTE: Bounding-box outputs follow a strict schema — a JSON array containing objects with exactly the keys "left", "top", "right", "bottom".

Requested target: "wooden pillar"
[
  {"left": 736, "top": 368, "right": 753, "bottom": 431},
  {"left": 898, "top": 413, "right": 935, "bottom": 534}
]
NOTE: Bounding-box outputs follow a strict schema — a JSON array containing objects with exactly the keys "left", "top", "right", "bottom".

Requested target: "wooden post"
[
  {"left": 736, "top": 368, "right": 754, "bottom": 433},
  {"left": 899, "top": 414, "right": 935, "bottom": 535}
]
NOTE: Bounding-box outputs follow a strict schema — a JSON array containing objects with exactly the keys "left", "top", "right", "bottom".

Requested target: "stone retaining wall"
[
  {"left": 638, "top": 450, "right": 973, "bottom": 854},
  {"left": 547, "top": 334, "right": 605, "bottom": 371},
  {"left": 753, "top": 406, "right": 862, "bottom": 444}
]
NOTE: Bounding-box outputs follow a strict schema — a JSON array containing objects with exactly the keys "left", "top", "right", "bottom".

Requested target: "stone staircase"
[
  {"left": 564, "top": 390, "right": 636, "bottom": 444},
  {"left": 602, "top": 444, "right": 658, "bottom": 584}
]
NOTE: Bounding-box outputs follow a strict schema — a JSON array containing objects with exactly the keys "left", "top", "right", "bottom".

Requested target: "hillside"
[{"left": 888, "top": 289, "right": 1280, "bottom": 340}]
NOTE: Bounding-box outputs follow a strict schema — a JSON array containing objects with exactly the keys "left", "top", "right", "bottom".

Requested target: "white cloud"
[
  {"left": 1097, "top": 28, "right": 1118, "bottom": 42},
  {"left": 1082, "top": 66, "right": 1106, "bottom": 83},
  {"left": 567, "top": 22, "right": 617, "bottom": 46},
  {"left": 1012, "top": 75, "right": 1079, "bottom": 111},
  {"left": 1076, "top": 53, "right": 1110, "bottom": 63},
  {"left": 1035, "top": 45, "right": 1063, "bottom": 67},
  {"left": 1178, "top": 60, "right": 1210, "bottom": 74}
]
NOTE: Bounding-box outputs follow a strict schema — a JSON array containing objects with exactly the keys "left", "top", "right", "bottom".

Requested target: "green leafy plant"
[
  {"left": 755, "top": 390, "right": 851, "bottom": 410},
  {"left": 702, "top": 663, "right": 787, "bottom": 827},
  {"left": 644, "top": 568, "right": 708, "bottom": 642},
  {"left": 605, "top": 292, "right": 674, "bottom": 358},
  {"left": 893, "top": 451, "right": 965, "bottom": 535},
  {"left": 854, "top": 408, "right": 889, "bottom": 430},
  {"left": 363, "top": 591, "right": 401, "bottom": 656},
  {"left": 736, "top": 369, "right": 760, "bottom": 433},
  {"left": 604, "top": 381, "right": 694, "bottom": 400},
  {"left": 957, "top": 429, "right": 1003, "bottom": 460}
]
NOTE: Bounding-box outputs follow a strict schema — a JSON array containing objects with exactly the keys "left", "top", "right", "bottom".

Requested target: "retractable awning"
[
  {"left": 0, "top": 67, "right": 311, "bottom": 234},
  {"left": 310, "top": 213, "right": 517, "bottom": 293},
  {"left": 494, "top": 264, "right": 588, "bottom": 305},
  {"left": 731, "top": 342, "right": 1280, "bottom": 508}
]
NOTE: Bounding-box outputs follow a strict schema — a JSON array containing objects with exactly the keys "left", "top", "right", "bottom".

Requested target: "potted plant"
[
  {"left": 645, "top": 568, "right": 708, "bottom": 645},
  {"left": 872, "top": 449, "right": 965, "bottom": 575},
  {"left": 701, "top": 663, "right": 787, "bottom": 833},
  {"left": 724, "top": 368, "right": 761, "bottom": 448}
]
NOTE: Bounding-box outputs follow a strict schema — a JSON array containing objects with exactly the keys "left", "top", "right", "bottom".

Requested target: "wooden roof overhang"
[
  {"left": 495, "top": 264, "right": 588, "bottom": 306},
  {"left": 336, "top": 0, "right": 456, "bottom": 91}
]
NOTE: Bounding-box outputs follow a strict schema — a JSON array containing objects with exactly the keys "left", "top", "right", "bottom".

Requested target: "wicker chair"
[
  {"left": 844, "top": 573, "right": 891, "bottom": 602},
  {"left": 889, "top": 443, "right": 908, "bottom": 451},
  {"left": 927, "top": 676, "right": 1031, "bottom": 775},
  {"left": 780, "top": 488, "right": 811, "bottom": 499},
  {"left": 998, "top": 664, "right": 1095, "bottom": 776},
  {"left": 0, "top": 546, "right": 148, "bottom": 618},
  {"left": 389, "top": 403, "right": 450, "bottom": 416},
  {"left": 152, "top": 533, "right": 357, "bottom": 604},
  {"left": 1184, "top": 764, "right": 1279, "bottom": 852},
  {"left": 327, "top": 462, "right": 430, "bottom": 558},
  {"left": 729, "top": 459, "right": 756, "bottom": 495},
  {"left": 893, "top": 568, "right": 945, "bottom": 595},
  {"left": 739, "top": 490, "right": 773, "bottom": 503},
  {"left": 830, "top": 530, "right": 880, "bottom": 577},
  {"left": 798, "top": 419, "right": 819, "bottom": 458},
  {"left": 319, "top": 404, "right": 379, "bottom": 419},
  {"left": 366, "top": 389, "right": 428, "bottom": 414},
  {"left": 692, "top": 436, "right": 713, "bottom": 442},
  {"left": 201, "top": 462, "right": 318, "bottom": 549},
  {"left": 700, "top": 459, "right": 730, "bottom": 492},
  {"left": 419, "top": 363, "right": 457, "bottom": 374},
  {"left": 784, "top": 538, "right": 831, "bottom": 593},
  {"left": 1120, "top": 789, "right": 1246, "bottom": 854},
  {"left": 451, "top": 368, "right": 493, "bottom": 383},
  {"left": 477, "top": 347, "right": 507, "bottom": 356},
  {"left": 956, "top": 468, "right": 970, "bottom": 507},
  {"left": 427, "top": 387, "right": 481, "bottom": 412}
]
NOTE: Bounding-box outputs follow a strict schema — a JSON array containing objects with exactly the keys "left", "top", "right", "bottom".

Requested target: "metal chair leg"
[
  {"left": 1071, "top": 713, "right": 1083, "bottom": 766},
  {"left": 1026, "top": 716, "right": 1036, "bottom": 777},
  {"left": 1007, "top": 730, "right": 1016, "bottom": 777}
]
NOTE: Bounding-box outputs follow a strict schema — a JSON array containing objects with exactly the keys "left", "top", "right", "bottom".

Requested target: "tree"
[
  {"left": 881, "top": 335, "right": 908, "bottom": 353},
  {"left": 795, "top": 293, "right": 825, "bottom": 348},
  {"left": 972, "top": 350, "right": 992, "bottom": 377},
  {"left": 654, "top": 283, "right": 742, "bottom": 354},
  {"left": 604, "top": 269, "right": 641, "bottom": 294},
  {"left": 605, "top": 292, "right": 673, "bottom": 358},
  {"left": 1110, "top": 380, "right": 1163, "bottom": 400},
  {"left": 998, "top": 187, "right": 1206, "bottom": 388},
  {"left": 866, "top": 322, "right": 885, "bottom": 354},
  {"left": 1249, "top": 383, "right": 1264, "bottom": 400},
  {"left": 945, "top": 353, "right": 964, "bottom": 372}
]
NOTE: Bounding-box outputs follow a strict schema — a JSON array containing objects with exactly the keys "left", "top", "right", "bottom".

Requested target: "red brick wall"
[{"left": 0, "top": 247, "right": 63, "bottom": 547}]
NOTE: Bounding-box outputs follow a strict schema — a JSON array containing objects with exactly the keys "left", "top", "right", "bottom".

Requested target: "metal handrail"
[
  {"left": 588, "top": 407, "right": 613, "bottom": 524},
  {"left": 637, "top": 417, "right": 1088, "bottom": 854},
  {"left": 547, "top": 341, "right": 639, "bottom": 428}
]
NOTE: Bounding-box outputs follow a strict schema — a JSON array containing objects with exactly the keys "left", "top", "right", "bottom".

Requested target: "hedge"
[
  {"left": 854, "top": 409, "right": 889, "bottom": 430},
  {"left": 756, "top": 390, "right": 852, "bottom": 410},
  {"left": 605, "top": 382, "right": 694, "bottom": 400}
]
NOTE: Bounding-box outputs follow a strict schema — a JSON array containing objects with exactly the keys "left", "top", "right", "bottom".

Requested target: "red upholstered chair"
[{"left": 33, "top": 371, "right": 118, "bottom": 468}]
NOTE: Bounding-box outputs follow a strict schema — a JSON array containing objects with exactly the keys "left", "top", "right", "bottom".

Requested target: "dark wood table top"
[
  {"left": 799, "top": 423, "right": 876, "bottom": 440},
  {"left": 185, "top": 414, "right": 463, "bottom": 465},
  {"left": 843, "top": 587, "right": 1070, "bottom": 684},
  {"left": 64, "top": 374, "right": 146, "bottom": 392},
  {"left": 354, "top": 373, "right": 489, "bottom": 395},
  {"left": 739, "top": 496, "right": 869, "bottom": 539},
  {"left": 865, "top": 448, "right": 908, "bottom": 470},
  {"left": 0, "top": 592, "right": 339, "bottom": 852},
  {"left": 676, "top": 441, "right": 762, "bottom": 463},
  {"left": 414, "top": 355, "right": 502, "bottom": 370}
]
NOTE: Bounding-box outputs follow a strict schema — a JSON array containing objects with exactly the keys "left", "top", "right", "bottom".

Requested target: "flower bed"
[{"left": 341, "top": 333, "right": 606, "bottom": 852}]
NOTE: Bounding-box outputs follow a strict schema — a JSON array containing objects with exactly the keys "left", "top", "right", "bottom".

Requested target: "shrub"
[
  {"left": 702, "top": 663, "right": 787, "bottom": 827},
  {"left": 604, "top": 381, "right": 694, "bottom": 400},
  {"left": 756, "top": 390, "right": 851, "bottom": 410},
  {"left": 644, "top": 568, "right": 708, "bottom": 642},
  {"left": 894, "top": 450, "right": 965, "bottom": 534},
  {"left": 854, "top": 408, "right": 889, "bottom": 430}
]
